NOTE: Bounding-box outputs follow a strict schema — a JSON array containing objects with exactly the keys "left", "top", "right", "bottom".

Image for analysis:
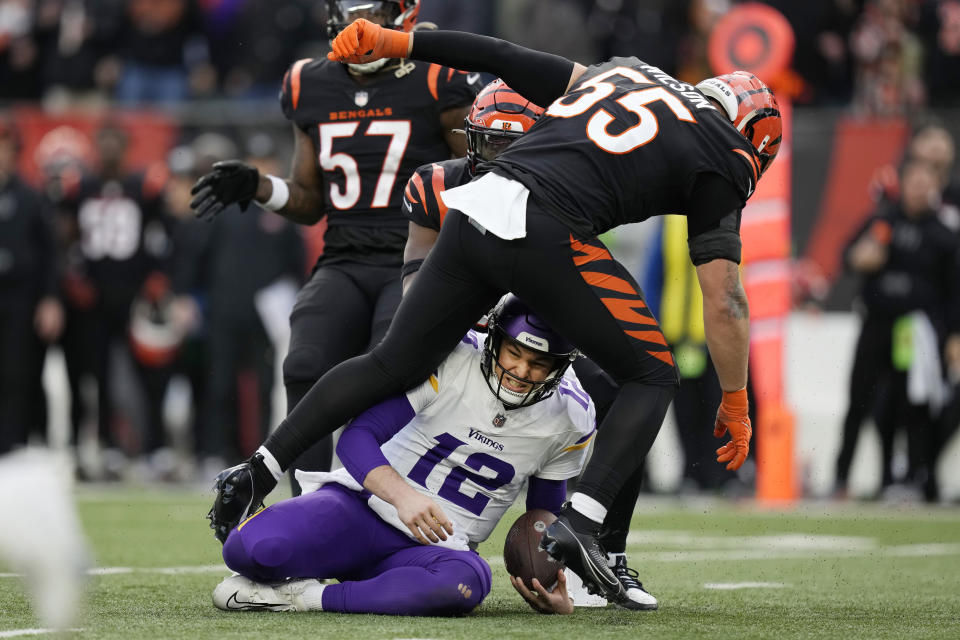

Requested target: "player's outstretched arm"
[
  {"left": 363, "top": 465, "right": 455, "bottom": 545},
  {"left": 328, "top": 19, "right": 586, "bottom": 107},
  {"left": 696, "top": 258, "right": 752, "bottom": 471},
  {"left": 190, "top": 125, "right": 325, "bottom": 224},
  {"left": 253, "top": 125, "right": 326, "bottom": 225}
]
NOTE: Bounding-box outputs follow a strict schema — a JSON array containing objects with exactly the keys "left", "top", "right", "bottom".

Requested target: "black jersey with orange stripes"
[
  {"left": 280, "top": 58, "right": 480, "bottom": 265},
  {"left": 401, "top": 157, "right": 471, "bottom": 232},
  {"left": 485, "top": 57, "right": 759, "bottom": 243}
]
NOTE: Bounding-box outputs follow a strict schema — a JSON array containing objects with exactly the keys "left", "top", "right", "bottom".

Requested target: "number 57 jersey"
[
  {"left": 381, "top": 331, "right": 596, "bottom": 546},
  {"left": 280, "top": 58, "right": 480, "bottom": 265}
]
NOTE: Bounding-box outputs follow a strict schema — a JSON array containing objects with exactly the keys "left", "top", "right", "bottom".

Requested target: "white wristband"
[
  {"left": 256, "top": 446, "right": 283, "bottom": 480},
  {"left": 263, "top": 175, "right": 290, "bottom": 211}
]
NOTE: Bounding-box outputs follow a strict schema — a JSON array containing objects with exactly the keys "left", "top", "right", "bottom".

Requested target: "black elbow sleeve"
[{"left": 411, "top": 31, "right": 574, "bottom": 107}]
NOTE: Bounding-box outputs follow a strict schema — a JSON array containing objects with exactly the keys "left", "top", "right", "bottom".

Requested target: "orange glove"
[
  {"left": 327, "top": 18, "right": 411, "bottom": 64},
  {"left": 714, "top": 387, "right": 752, "bottom": 471}
]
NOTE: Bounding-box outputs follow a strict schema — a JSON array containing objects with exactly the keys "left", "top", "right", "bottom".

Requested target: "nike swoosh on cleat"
[
  {"left": 225, "top": 591, "right": 287, "bottom": 611},
  {"left": 553, "top": 521, "right": 619, "bottom": 590}
]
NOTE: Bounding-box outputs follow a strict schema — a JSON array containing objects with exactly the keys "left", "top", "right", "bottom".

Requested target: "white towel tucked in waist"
[{"left": 440, "top": 172, "right": 528, "bottom": 240}]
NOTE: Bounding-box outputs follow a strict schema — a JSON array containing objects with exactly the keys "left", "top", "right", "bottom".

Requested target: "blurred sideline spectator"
[
  {"left": 58, "top": 122, "right": 174, "bottom": 478},
  {"left": 202, "top": 0, "right": 325, "bottom": 101},
  {"left": 918, "top": 0, "right": 960, "bottom": 106},
  {"left": 108, "top": 0, "right": 209, "bottom": 105},
  {"left": 0, "top": 123, "right": 63, "bottom": 454},
  {"left": 834, "top": 160, "right": 960, "bottom": 501},
  {"left": 497, "top": 0, "right": 597, "bottom": 64},
  {"left": 33, "top": 0, "right": 121, "bottom": 110},
  {"left": 674, "top": 0, "right": 727, "bottom": 86},
  {"left": 849, "top": 0, "right": 925, "bottom": 116}
]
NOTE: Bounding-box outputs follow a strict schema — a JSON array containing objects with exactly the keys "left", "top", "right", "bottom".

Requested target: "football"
[{"left": 503, "top": 509, "right": 565, "bottom": 591}]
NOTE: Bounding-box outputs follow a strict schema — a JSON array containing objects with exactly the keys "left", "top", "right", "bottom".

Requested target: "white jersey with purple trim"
[
  {"left": 379, "top": 330, "right": 595, "bottom": 544},
  {"left": 299, "top": 329, "right": 595, "bottom": 549}
]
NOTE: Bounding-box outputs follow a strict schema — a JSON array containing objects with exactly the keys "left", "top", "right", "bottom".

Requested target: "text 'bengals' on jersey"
[
  {"left": 485, "top": 57, "right": 761, "bottom": 241},
  {"left": 280, "top": 58, "right": 481, "bottom": 265}
]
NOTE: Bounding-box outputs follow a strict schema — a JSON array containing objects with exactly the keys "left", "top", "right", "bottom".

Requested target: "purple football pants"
[{"left": 222, "top": 484, "right": 492, "bottom": 616}]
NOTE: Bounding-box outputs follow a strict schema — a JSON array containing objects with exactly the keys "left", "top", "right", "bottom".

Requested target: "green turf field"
[{"left": 2, "top": 487, "right": 960, "bottom": 639}]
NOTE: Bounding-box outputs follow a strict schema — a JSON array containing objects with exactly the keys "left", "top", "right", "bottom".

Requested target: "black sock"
[
  {"left": 561, "top": 503, "right": 602, "bottom": 536},
  {"left": 598, "top": 464, "right": 645, "bottom": 554}
]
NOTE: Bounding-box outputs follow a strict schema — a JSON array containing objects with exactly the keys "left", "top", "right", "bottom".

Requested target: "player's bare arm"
[
  {"left": 696, "top": 257, "right": 749, "bottom": 392},
  {"left": 362, "top": 464, "right": 454, "bottom": 544},
  {"left": 253, "top": 124, "right": 326, "bottom": 225},
  {"left": 190, "top": 125, "right": 325, "bottom": 224},
  {"left": 696, "top": 257, "right": 753, "bottom": 470},
  {"left": 328, "top": 19, "right": 586, "bottom": 107},
  {"left": 402, "top": 222, "right": 438, "bottom": 294}
]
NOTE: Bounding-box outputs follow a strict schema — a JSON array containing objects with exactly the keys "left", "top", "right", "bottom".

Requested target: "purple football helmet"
[{"left": 481, "top": 294, "right": 578, "bottom": 407}]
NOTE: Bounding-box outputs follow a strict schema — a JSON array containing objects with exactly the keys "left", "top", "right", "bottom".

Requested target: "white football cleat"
[
  {"left": 213, "top": 574, "right": 325, "bottom": 612},
  {"left": 564, "top": 568, "right": 608, "bottom": 607},
  {"left": 608, "top": 553, "right": 658, "bottom": 611}
]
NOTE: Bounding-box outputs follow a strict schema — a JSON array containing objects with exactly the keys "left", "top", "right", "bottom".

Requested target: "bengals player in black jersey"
[
  {"left": 208, "top": 21, "right": 781, "bottom": 609},
  {"left": 401, "top": 79, "right": 656, "bottom": 611},
  {"left": 189, "top": 1, "right": 480, "bottom": 492}
]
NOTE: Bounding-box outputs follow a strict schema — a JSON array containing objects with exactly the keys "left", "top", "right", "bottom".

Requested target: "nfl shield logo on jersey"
[
  {"left": 354, "top": 91, "right": 369, "bottom": 107},
  {"left": 492, "top": 413, "right": 506, "bottom": 428}
]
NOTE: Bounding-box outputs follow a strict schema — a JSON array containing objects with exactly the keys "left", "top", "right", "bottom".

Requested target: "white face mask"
[{"left": 347, "top": 59, "right": 389, "bottom": 74}]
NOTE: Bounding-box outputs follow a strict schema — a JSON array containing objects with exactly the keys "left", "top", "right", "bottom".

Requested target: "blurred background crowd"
[{"left": 1, "top": 0, "right": 960, "bottom": 502}]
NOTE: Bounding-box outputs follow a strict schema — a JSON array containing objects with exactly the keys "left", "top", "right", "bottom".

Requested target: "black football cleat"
[
  {"left": 539, "top": 514, "right": 629, "bottom": 604},
  {"left": 207, "top": 454, "right": 276, "bottom": 543},
  {"left": 609, "top": 554, "right": 658, "bottom": 610}
]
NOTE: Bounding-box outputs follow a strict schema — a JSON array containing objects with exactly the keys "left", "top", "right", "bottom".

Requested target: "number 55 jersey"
[
  {"left": 280, "top": 58, "right": 480, "bottom": 266},
  {"left": 298, "top": 330, "right": 596, "bottom": 550},
  {"left": 486, "top": 57, "right": 761, "bottom": 242}
]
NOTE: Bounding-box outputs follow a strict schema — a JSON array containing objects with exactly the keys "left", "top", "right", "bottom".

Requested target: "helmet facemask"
[
  {"left": 480, "top": 295, "right": 577, "bottom": 408},
  {"left": 464, "top": 79, "right": 544, "bottom": 174}
]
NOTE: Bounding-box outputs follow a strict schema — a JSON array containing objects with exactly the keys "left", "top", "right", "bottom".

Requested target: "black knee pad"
[{"left": 282, "top": 346, "right": 330, "bottom": 387}]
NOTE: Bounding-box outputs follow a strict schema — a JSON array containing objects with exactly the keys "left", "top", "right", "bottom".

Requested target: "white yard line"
[
  {"left": 1, "top": 565, "right": 226, "bottom": 579},
  {"left": 0, "top": 630, "right": 81, "bottom": 638},
  {"left": 3, "top": 536, "right": 959, "bottom": 580},
  {"left": 703, "top": 582, "right": 789, "bottom": 590}
]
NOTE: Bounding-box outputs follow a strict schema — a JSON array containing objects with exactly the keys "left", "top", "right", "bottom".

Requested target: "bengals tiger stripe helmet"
[
  {"left": 696, "top": 71, "right": 781, "bottom": 176},
  {"left": 465, "top": 79, "right": 544, "bottom": 174}
]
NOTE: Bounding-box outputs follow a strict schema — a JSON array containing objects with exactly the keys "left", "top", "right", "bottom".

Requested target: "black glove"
[
  {"left": 190, "top": 160, "right": 260, "bottom": 221},
  {"left": 206, "top": 452, "right": 278, "bottom": 543}
]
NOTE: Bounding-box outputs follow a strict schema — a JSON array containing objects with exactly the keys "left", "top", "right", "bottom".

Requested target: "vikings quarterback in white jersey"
[{"left": 212, "top": 295, "right": 595, "bottom": 616}]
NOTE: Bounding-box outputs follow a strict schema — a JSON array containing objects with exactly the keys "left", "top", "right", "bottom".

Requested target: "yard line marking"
[
  {"left": 1, "top": 565, "right": 227, "bottom": 579},
  {"left": 623, "top": 543, "right": 960, "bottom": 563},
  {"left": 626, "top": 531, "right": 876, "bottom": 551},
  {"left": 0, "top": 630, "right": 82, "bottom": 638},
  {"left": 704, "top": 582, "right": 789, "bottom": 590}
]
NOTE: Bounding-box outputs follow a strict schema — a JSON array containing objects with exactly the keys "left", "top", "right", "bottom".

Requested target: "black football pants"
[
  {"left": 282, "top": 261, "right": 402, "bottom": 493},
  {"left": 268, "top": 204, "right": 679, "bottom": 508}
]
